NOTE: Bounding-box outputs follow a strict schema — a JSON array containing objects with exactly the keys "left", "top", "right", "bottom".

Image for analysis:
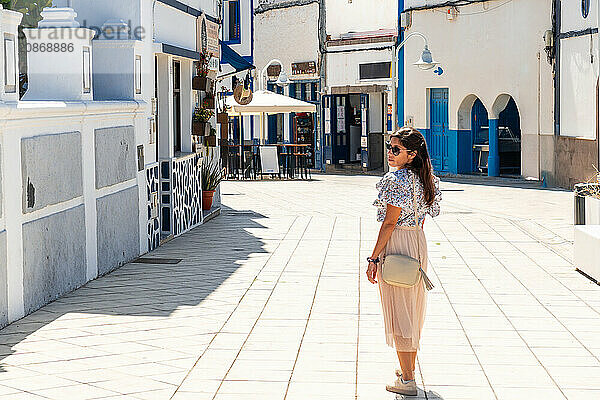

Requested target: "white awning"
[{"left": 225, "top": 90, "right": 317, "bottom": 115}]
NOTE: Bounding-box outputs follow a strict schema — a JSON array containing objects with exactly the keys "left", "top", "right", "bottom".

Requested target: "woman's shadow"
[{"left": 394, "top": 388, "right": 445, "bottom": 399}]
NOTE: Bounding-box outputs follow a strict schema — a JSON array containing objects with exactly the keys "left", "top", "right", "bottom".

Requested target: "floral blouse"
[{"left": 373, "top": 168, "right": 442, "bottom": 226}]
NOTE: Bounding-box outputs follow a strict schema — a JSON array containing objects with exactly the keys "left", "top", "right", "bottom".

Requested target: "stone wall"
[
  {"left": 95, "top": 126, "right": 136, "bottom": 189},
  {"left": 22, "top": 206, "right": 87, "bottom": 314},
  {"left": 552, "top": 136, "right": 599, "bottom": 189},
  {"left": 96, "top": 187, "right": 140, "bottom": 276},
  {"left": 21, "top": 132, "right": 83, "bottom": 213}
]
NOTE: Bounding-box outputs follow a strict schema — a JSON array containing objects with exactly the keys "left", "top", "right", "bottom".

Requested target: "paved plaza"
[{"left": 0, "top": 174, "right": 598, "bottom": 400}]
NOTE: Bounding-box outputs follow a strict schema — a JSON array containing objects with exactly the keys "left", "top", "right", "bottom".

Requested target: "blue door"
[{"left": 429, "top": 88, "right": 449, "bottom": 172}]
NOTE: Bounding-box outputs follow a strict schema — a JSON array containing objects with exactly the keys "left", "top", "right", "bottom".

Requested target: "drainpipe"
[
  {"left": 538, "top": 51, "right": 541, "bottom": 180},
  {"left": 318, "top": 0, "right": 326, "bottom": 171},
  {"left": 396, "top": 0, "right": 404, "bottom": 130}
]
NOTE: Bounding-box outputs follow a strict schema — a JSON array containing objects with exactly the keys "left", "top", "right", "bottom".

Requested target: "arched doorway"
[
  {"left": 496, "top": 97, "right": 521, "bottom": 175},
  {"left": 471, "top": 99, "right": 489, "bottom": 173}
]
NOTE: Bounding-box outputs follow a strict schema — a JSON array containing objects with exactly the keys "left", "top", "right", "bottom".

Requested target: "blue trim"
[
  {"left": 162, "top": 43, "right": 199, "bottom": 60},
  {"left": 488, "top": 119, "right": 500, "bottom": 177},
  {"left": 250, "top": 0, "right": 255, "bottom": 65},
  {"left": 397, "top": 0, "right": 404, "bottom": 128},
  {"left": 157, "top": 0, "right": 218, "bottom": 22},
  {"left": 422, "top": 127, "right": 473, "bottom": 175}
]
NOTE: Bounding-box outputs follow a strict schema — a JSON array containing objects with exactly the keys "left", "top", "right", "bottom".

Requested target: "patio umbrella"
[{"left": 225, "top": 90, "right": 317, "bottom": 144}]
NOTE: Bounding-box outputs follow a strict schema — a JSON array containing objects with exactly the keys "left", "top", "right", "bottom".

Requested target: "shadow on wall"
[{"left": 0, "top": 205, "right": 268, "bottom": 372}]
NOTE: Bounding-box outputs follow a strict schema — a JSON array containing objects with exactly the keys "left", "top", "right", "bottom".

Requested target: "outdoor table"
[{"left": 223, "top": 143, "right": 311, "bottom": 180}]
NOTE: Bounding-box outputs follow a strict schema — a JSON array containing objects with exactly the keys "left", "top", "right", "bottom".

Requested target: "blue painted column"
[
  {"left": 488, "top": 119, "right": 500, "bottom": 177},
  {"left": 396, "top": 0, "right": 404, "bottom": 129}
]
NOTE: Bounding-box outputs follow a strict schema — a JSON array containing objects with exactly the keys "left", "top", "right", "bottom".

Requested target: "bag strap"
[
  {"left": 412, "top": 175, "right": 418, "bottom": 228},
  {"left": 413, "top": 173, "right": 434, "bottom": 291}
]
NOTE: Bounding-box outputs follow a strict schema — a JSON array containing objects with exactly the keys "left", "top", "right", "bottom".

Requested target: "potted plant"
[
  {"left": 201, "top": 157, "right": 224, "bottom": 210},
  {"left": 217, "top": 112, "right": 229, "bottom": 124},
  {"left": 192, "top": 107, "right": 214, "bottom": 136},
  {"left": 205, "top": 127, "right": 217, "bottom": 147},
  {"left": 203, "top": 94, "right": 215, "bottom": 109},
  {"left": 193, "top": 52, "right": 213, "bottom": 91}
]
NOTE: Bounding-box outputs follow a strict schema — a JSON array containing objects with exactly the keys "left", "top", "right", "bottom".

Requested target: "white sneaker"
[{"left": 386, "top": 375, "right": 417, "bottom": 396}]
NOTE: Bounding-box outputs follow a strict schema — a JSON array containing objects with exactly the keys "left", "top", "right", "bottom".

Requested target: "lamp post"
[
  {"left": 392, "top": 32, "right": 439, "bottom": 129},
  {"left": 257, "top": 59, "right": 289, "bottom": 145}
]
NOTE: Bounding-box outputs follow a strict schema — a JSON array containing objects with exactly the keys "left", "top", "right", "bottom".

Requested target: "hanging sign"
[{"left": 198, "top": 13, "right": 220, "bottom": 71}]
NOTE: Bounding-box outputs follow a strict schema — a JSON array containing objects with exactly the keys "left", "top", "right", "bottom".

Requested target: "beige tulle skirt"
[{"left": 376, "top": 226, "right": 428, "bottom": 352}]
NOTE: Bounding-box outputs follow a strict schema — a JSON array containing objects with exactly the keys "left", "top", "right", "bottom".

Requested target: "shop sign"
[
  {"left": 292, "top": 61, "right": 317, "bottom": 76},
  {"left": 198, "top": 13, "right": 220, "bottom": 71}
]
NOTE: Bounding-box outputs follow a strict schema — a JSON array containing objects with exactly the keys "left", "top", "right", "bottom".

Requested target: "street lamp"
[
  {"left": 396, "top": 32, "right": 439, "bottom": 70},
  {"left": 259, "top": 59, "right": 289, "bottom": 90},
  {"left": 392, "top": 32, "right": 439, "bottom": 129}
]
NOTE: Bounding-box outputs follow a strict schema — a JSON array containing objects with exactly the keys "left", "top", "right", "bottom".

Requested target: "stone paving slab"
[{"left": 0, "top": 174, "right": 598, "bottom": 400}]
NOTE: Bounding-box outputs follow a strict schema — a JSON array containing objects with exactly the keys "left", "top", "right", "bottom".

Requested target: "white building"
[
  {"left": 323, "top": 0, "right": 397, "bottom": 171},
  {"left": 401, "top": 0, "right": 599, "bottom": 187},
  {"left": 555, "top": 0, "right": 599, "bottom": 187},
  {"left": 57, "top": 0, "right": 222, "bottom": 237},
  {"left": 254, "top": 0, "right": 321, "bottom": 167},
  {"left": 0, "top": 0, "right": 222, "bottom": 328},
  {"left": 400, "top": 0, "right": 553, "bottom": 179},
  {"left": 219, "top": 0, "right": 255, "bottom": 145}
]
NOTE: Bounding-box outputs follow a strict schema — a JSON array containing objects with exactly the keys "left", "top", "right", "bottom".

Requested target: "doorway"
[
  {"left": 471, "top": 98, "right": 489, "bottom": 172},
  {"left": 172, "top": 60, "right": 181, "bottom": 153},
  {"left": 497, "top": 98, "right": 521, "bottom": 175},
  {"left": 429, "top": 88, "right": 449, "bottom": 172}
]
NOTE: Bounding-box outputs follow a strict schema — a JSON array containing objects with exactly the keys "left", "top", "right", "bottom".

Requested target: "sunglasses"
[{"left": 385, "top": 142, "right": 413, "bottom": 156}]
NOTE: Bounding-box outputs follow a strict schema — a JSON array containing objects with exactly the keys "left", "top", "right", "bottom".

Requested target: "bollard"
[
  {"left": 574, "top": 193, "right": 586, "bottom": 225},
  {"left": 574, "top": 183, "right": 593, "bottom": 225}
]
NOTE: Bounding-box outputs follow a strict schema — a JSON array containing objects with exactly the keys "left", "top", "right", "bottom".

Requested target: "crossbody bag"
[{"left": 380, "top": 176, "right": 434, "bottom": 291}]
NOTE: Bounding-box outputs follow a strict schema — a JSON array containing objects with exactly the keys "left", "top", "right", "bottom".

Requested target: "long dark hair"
[{"left": 391, "top": 127, "right": 436, "bottom": 206}]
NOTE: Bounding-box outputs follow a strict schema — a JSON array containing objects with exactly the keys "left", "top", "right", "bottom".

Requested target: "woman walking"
[{"left": 366, "top": 127, "right": 441, "bottom": 396}]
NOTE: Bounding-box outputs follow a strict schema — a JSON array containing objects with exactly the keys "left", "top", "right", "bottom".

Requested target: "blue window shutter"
[
  {"left": 311, "top": 83, "right": 317, "bottom": 101},
  {"left": 267, "top": 82, "right": 274, "bottom": 92},
  {"left": 300, "top": 84, "right": 306, "bottom": 101},
  {"left": 289, "top": 83, "right": 296, "bottom": 99}
]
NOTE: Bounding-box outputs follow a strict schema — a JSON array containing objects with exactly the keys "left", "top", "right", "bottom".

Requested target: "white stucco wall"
[
  {"left": 254, "top": 3, "right": 320, "bottom": 87},
  {"left": 56, "top": 0, "right": 142, "bottom": 31},
  {"left": 560, "top": 35, "right": 598, "bottom": 139},
  {"left": 562, "top": 0, "right": 598, "bottom": 31},
  {"left": 403, "top": 0, "right": 554, "bottom": 178},
  {"left": 154, "top": 3, "right": 198, "bottom": 51},
  {"left": 325, "top": 0, "right": 396, "bottom": 36},
  {"left": 0, "top": 101, "right": 146, "bottom": 323},
  {"left": 560, "top": 0, "right": 599, "bottom": 139},
  {"left": 327, "top": 48, "right": 394, "bottom": 88}
]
